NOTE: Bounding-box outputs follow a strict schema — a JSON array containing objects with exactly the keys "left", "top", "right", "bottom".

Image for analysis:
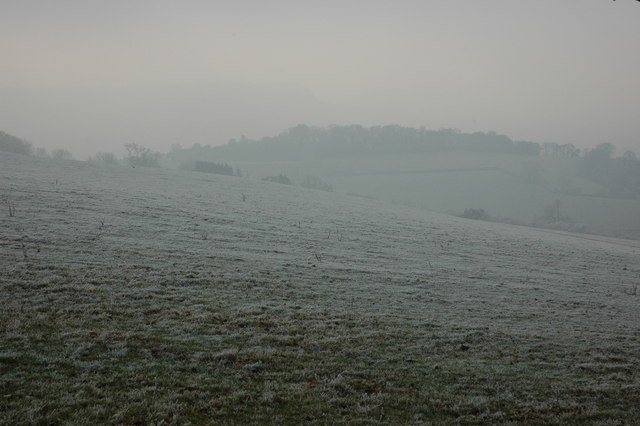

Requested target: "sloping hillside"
[
  {"left": 1, "top": 152, "right": 639, "bottom": 424},
  {"left": 165, "top": 125, "right": 640, "bottom": 238},
  {"left": 196, "top": 152, "right": 640, "bottom": 239}
]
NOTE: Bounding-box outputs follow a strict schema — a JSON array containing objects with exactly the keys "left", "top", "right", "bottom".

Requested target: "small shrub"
[
  {"left": 52, "top": 149, "right": 73, "bottom": 160},
  {"left": 262, "top": 174, "right": 292, "bottom": 185},
  {"left": 34, "top": 147, "right": 48, "bottom": 157},
  {"left": 532, "top": 199, "right": 587, "bottom": 233},
  {"left": 194, "top": 161, "right": 234, "bottom": 176},
  {"left": 94, "top": 152, "right": 118, "bottom": 164},
  {"left": 301, "top": 175, "right": 333, "bottom": 192},
  {"left": 461, "top": 208, "right": 491, "bottom": 221}
]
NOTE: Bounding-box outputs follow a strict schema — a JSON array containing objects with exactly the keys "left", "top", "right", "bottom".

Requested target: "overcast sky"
[{"left": 1, "top": 0, "right": 639, "bottom": 158}]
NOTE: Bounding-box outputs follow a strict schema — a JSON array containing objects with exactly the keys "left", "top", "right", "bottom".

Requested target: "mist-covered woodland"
[{"left": 5, "top": 124, "right": 638, "bottom": 239}]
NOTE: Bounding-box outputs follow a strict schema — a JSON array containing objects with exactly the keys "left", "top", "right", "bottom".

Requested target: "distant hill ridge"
[{"left": 170, "top": 124, "right": 550, "bottom": 162}]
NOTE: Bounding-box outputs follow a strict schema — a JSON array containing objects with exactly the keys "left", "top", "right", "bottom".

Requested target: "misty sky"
[{"left": 1, "top": 0, "right": 639, "bottom": 158}]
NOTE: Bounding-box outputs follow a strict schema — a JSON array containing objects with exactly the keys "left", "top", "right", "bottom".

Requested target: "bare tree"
[{"left": 124, "top": 143, "right": 160, "bottom": 167}]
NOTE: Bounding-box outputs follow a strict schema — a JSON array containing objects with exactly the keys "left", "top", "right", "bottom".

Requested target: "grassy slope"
[
  {"left": 227, "top": 153, "right": 640, "bottom": 239},
  {"left": 1, "top": 152, "right": 639, "bottom": 424}
]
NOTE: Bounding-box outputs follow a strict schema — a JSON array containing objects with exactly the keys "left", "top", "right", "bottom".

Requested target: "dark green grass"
[{"left": 2, "top": 269, "right": 639, "bottom": 425}]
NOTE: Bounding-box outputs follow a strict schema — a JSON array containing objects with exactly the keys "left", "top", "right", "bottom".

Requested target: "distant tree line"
[
  {"left": 0, "top": 131, "right": 32, "bottom": 155},
  {"left": 174, "top": 125, "right": 544, "bottom": 161},
  {"left": 0, "top": 130, "right": 75, "bottom": 160},
  {"left": 3, "top": 126, "right": 638, "bottom": 199},
  {"left": 194, "top": 161, "right": 234, "bottom": 176},
  {"left": 167, "top": 124, "right": 602, "bottom": 163},
  {"left": 168, "top": 124, "right": 639, "bottom": 199},
  {"left": 579, "top": 143, "right": 640, "bottom": 198},
  {"left": 177, "top": 160, "right": 242, "bottom": 177}
]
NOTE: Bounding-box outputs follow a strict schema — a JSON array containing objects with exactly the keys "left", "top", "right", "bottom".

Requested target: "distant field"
[
  {"left": 1, "top": 152, "right": 639, "bottom": 424},
  {"left": 230, "top": 153, "right": 640, "bottom": 239}
]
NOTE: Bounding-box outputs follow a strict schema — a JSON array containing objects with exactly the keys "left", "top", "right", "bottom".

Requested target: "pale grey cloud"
[{"left": 1, "top": 0, "right": 639, "bottom": 157}]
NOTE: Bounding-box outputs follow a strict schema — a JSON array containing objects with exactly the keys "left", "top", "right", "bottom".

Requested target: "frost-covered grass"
[
  {"left": 232, "top": 153, "right": 640, "bottom": 239},
  {"left": 1, "top": 152, "right": 639, "bottom": 424}
]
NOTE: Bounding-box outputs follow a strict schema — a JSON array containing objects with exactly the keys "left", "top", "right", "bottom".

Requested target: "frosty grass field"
[{"left": 1, "top": 152, "right": 639, "bottom": 424}]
